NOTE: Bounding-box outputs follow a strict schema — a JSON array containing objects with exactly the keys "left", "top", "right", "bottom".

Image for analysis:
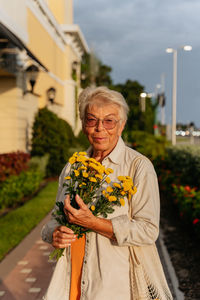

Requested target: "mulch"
[{"left": 160, "top": 195, "right": 200, "bottom": 300}]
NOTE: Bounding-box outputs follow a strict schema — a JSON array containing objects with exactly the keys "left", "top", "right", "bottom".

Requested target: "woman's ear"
[{"left": 118, "top": 121, "right": 126, "bottom": 136}]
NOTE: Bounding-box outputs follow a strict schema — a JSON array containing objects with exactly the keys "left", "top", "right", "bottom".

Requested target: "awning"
[{"left": 0, "top": 22, "right": 48, "bottom": 71}]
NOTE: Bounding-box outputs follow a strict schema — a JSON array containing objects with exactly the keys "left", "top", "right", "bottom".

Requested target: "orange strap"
[{"left": 69, "top": 235, "right": 86, "bottom": 300}]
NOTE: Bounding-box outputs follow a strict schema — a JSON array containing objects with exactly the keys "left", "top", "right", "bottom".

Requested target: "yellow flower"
[
  {"left": 79, "top": 151, "right": 87, "bottom": 156},
  {"left": 122, "top": 182, "right": 132, "bottom": 191},
  {"left": 91, "top": 205, "right": 95, "bottom": 211},
  {"left": 64, "top": 176, "right": 71, "bottom": 180},
  {"left": 72, "top": 152, "right": 78, "bottom": 157},
  {"left": 108, "top": 195, "right": 117, "bottom": 202},
  {"left": 98, "top": 166, "right": 106, "bottom": 174},
  {"left": 113, "top": 182, "right": 121, "bottom": 188},
  {"left": 82, "top": 161, "right": 88, "bottom": 167},
  {"left": 117, "top": 176, "right": 126, "bottom": 181},
  {"left": 83, "top": 172, "right": 89, "bottom": 178},
  {"left": 130, "top": 187, "right": 137, "bottom": 195},
  {"left": 120, "top": 198, "right": 125, "bottom": 206},
  {"left": 120, "top": 190, "right": 126, "bottom": 196},
  {"left": 105, "top": 177, "right": 111, "bottom": 183},
  {"left": 89, "top": 177, "right": 97, "bottom": 183},
  {"left": 89, "top": 162, "right": 100, "bottom": 171},
  {"left": 69, "top": 157, "right": 76, "bottom": 164},
  {"left": 74, "top": 170, "right": 80, "bottom": 176},
  {"left": 79, "top": 182, "right": 86, "bottom": 187},
  {"left": 95, "top": 174, "right": 103, "bottom": 180},
  {"left": 106, "top": 186, "right": 113, "bottom": 193},
  {"left": 77, "top": 155, "right": 87, "bottom": 162},
  {"left": 105, "top": 168, "right": 113, "bottom": 175},
  {"left": 103, "top": 192, "right": 110, "bottom": 199},
  {"left": 89, "top": 158, "right": 99, "bottom": 164}
]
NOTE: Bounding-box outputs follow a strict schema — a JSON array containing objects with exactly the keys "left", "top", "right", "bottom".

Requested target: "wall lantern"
[
  {"left": 25, "top": 64, "right": 39, "bottom": 93},
  {"left": 47, "top": 87, "right": 56, "bottom": 104}
]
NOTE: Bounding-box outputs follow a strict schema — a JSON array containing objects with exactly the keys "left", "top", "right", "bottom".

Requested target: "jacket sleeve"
[
  {"left": 41, "top": 164, "right": 70, "bottom": 244},
  {"left": 111, "top": 157, "right": 160, "bottom": 247}
]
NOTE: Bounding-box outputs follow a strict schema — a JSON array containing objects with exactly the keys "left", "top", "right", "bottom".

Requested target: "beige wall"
[{"left": 0, "top": 77, "right": 38, "bottom": 153}]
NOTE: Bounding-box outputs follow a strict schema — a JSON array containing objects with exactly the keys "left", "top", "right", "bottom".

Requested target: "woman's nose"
[{"left": 95, "top": 119, "right": 104, "bottom": 131}]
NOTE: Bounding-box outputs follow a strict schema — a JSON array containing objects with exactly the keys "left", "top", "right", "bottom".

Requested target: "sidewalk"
[
  {"left": 0, "top": 213, "right": 56, "bottom": 300},
  {"left": 0, "top": 213, "right": 183, "bottom": 300}
]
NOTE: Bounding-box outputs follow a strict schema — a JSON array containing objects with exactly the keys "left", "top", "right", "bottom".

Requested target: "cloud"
[{"left": 74, "top": 0, "right": 200, "bottom": 126}]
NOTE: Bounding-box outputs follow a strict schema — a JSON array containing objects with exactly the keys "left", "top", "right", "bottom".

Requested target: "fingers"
[
  {"left": 52, "top": 226, "right": 77, "bottom": 249},
  {"left": 75, "top": 194, "right": 87, "bottom": 209},
  {"left": 64, "top": 194, "right": 86, "bottom": 215}
]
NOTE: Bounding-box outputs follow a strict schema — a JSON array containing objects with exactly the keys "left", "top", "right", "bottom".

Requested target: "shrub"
[
  {"left": 155, "top": 145, "right": 200, "bottom": 189},
  {"left": 125, "top": 130, "right": 168, "bottom": 160},
  {"left": 172, "top": 184, "right": 200, "bottom": 237},
  {"left": 31, "top": 108, "right": 78, "bottom": 177},
  {"left": 77, "top": 130, "right": 90, "bottom": 149},
  {"left": 0, "top": 169, "right": 44, "bottom": 210},
  {"left": 0, "top": 152, "right": 30, "bottom": 182}
]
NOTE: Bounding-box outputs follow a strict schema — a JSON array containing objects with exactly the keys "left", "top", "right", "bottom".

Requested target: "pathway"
[{"left": 0, "top": 213, "right": 184, "bottom": 300}]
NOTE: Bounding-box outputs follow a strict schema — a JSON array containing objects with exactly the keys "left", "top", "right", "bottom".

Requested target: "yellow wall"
[
  {"left": 47, "top": 0, "right": 73, "bottom": 24},
  {"left": 0, "top": 77, "right": 38, "bottom": 153},
  {"left": 27, "top": 10, "right": 67, "bottom": 80},
  {"left": 27, "top": 9, "right": 69, "bottom": 107}
]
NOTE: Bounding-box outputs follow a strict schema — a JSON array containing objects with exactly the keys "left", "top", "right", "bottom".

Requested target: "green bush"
[
  {"left": 0, "top": 170, "right": 43, "bottom": 210},
  {"left": 77, "top": 130, "right": 90, "bottom": 149},
  {"left": 125, "top": 130, "right": 168, "bottom": 160},
  {"left": 155, "top": 145, "right": 200, "bottom": 189},
  {"left": 31, "top": 108, "right": 78, "bottom": 177}
]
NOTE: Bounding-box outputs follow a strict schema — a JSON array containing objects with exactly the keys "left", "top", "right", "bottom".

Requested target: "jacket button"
[{"left": 82, "top": 281, "right": 85, "bottom": 285}]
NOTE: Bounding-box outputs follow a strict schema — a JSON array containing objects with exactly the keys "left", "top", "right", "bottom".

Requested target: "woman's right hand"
[{"left": 52, "top": 226, "right": 77, "bottom": 249}]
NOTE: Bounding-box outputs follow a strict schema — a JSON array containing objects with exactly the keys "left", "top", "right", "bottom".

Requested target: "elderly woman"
[{"left": 42, "top": 86, "right": 172, "bottom": 300}]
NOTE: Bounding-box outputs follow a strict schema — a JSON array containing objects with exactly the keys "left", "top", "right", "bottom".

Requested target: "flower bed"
[
  {"left": 154, "top": 145, "right": 200, "bottom": 238},
  {"left": 0, "top": 152, "right": 30, "bottom": 182}
]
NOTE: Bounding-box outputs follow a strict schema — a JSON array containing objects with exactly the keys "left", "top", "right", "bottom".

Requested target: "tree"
[
  {"left": 112, "top": 80, "right": 156, "bottom": 135},
  {"left": 81, "top": 53, "right": 112, "bottom": 88}
]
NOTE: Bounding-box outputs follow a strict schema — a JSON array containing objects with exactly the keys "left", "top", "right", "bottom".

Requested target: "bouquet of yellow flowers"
[{"left": 49, "top": 151, "right": 137, "bottom": 260}]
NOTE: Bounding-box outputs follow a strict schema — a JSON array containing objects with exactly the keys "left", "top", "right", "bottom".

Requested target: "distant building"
[{"left": 0, "top": 0, "right": 89, "bottom": 153}]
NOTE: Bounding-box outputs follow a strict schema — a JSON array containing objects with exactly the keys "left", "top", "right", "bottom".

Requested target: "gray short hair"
[{"left": 78, "top": 86, "right": 129, "bottom": 123}]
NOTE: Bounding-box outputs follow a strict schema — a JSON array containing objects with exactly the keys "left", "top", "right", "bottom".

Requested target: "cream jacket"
[{"left": 42, "top": 137, "right": 163, "bottom": 300}]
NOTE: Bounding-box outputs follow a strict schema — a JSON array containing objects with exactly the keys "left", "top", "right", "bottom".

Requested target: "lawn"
[{"left": 0, "top": 180, "right": 58, "bottom": 261}]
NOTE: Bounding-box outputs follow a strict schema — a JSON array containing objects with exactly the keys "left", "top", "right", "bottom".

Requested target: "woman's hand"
[
  {"left": 64, "top": 194, "right": 95, "bottom": 228},
  {"left": 52, "top": 226, "right": 77, "bottom": 249},
  {"left": 64, "top": 194, "right": 116, "bottom": 241}
]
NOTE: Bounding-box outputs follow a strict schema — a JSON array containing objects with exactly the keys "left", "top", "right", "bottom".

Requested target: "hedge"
[
  {"left": 31, "top": 108, "right": 78, "bottom": 177},
  {"left": 0, "top": 152, "right": 30, "bottom": 182},
  {"left": 0, "top": 170, "right": 44, "bottom": 210}
]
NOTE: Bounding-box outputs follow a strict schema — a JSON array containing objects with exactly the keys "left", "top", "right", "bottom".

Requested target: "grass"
[{"left": 0, "top": 180, "right": 58, "bottom": 261}]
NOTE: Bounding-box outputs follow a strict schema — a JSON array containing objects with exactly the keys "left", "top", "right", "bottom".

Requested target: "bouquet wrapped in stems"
[{"left": 49, "top": 151, "right": 137, "bottom": 260}]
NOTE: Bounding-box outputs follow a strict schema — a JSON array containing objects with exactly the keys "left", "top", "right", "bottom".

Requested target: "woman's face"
[{"left": 83, "top": 101, "right": 125, "bottom": 156}]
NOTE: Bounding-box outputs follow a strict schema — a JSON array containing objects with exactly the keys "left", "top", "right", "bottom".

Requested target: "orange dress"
[{"left": 69, "top": 235, "right": 86, "bottom": 300}]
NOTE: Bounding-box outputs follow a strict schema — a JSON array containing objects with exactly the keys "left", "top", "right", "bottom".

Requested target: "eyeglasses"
[{"left": 85, "top": 115, "right": 121, "bottom": 129}]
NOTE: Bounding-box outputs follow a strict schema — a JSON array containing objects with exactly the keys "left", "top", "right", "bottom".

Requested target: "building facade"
[{"left": 0, "top": 0, "right": 89, "bottom": 153}]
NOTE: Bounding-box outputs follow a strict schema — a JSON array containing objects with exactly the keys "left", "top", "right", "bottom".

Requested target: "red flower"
[
  {"left": 184, "top": 186, "right": 191, "bottom": 192},
  {"left": 193, "top": 218, "right": 200, "bottom": 225}
]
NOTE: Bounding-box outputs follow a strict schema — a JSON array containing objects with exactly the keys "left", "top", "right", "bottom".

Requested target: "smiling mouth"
[{"left": 93, "top": 137, "right": 107, "bottom": 141}]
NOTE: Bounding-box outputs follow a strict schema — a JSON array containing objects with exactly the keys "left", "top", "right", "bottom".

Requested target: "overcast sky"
[{"left": 74, "top": 0, "right": 200, "bottom": 127}]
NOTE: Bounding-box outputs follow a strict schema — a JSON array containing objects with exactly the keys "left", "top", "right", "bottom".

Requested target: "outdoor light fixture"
[
  {"left": 25, "top": 64, "right": 39, "bottom": 93},
  {"left": 47, "top": 87, "right": 56, "bottom": 104},
  {"left": 140, "top": 92, "right": 147, "bottom": 112},
  {"left": 166, "top": 45, "right": 192, "bottom": 145}
]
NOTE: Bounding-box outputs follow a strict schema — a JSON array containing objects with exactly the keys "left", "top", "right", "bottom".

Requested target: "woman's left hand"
[{"left": 64, "top": 194, "right": 95, "bottom": 229}]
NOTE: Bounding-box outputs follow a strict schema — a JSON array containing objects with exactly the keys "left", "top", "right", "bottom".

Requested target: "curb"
[{"left": 157, "top": 229, "right": 184, "bottom": 300}]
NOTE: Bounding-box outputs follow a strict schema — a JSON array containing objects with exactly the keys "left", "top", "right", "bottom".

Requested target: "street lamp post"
[{"left": 166, "top": 45, "right": 192, "bottom": 146}]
